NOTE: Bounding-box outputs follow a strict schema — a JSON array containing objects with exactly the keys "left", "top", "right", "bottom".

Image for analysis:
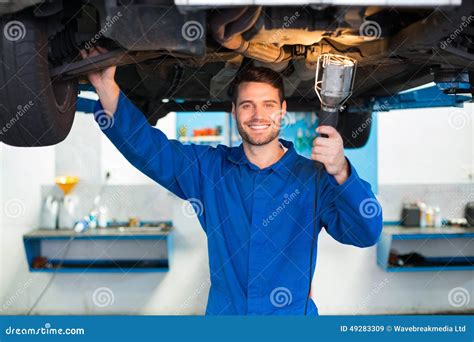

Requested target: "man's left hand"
[{"left": 311, "top": 125, "right": 349, "bottom": 185}]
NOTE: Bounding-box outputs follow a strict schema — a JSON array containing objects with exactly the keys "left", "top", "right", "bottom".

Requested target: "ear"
[
  {"left": 231, "top": 102, "right": 236, "bottom": 119},
  {"left": 281, "top": 100, "right": 287, "bottom": 117}
]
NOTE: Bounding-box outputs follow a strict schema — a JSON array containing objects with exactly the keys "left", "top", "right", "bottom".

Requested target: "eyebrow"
[{"left": 238, "top": 99, "right": 279, "bottom": 106}]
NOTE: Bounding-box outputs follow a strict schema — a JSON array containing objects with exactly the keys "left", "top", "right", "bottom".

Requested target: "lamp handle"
[{"left": 318, "top": 109, "right": 339, "bottom": 138}]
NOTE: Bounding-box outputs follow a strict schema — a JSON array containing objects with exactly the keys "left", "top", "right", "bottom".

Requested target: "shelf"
[
  {"left": 376, "top": 225, "right": 474, "bottom": 272},
  {"left": 178, "top": 136, "right": 223, "bottom": 143},
  {"left": 30, "top": 259, "right": 170, "bottom": 273},
  {"left": 23, "top": 226, "right": 174, "bottom": 273},
  {"left": 25, "top": 226, "right": 172, "bottom": 239},
  {"left": 382, "top": 226, "right": 474, "bottom": 240},
  {"left": 384, "top": 266, "right": 474, "bottom": 272}
]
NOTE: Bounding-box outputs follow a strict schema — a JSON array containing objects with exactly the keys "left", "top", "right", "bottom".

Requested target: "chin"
[{"left": 246, "top": 133, "right": 277, "bottom": 146}]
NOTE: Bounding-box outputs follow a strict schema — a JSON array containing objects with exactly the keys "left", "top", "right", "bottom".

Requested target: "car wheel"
[
  {"left": 337, "top": 111, "right": 373, "bottom": 148},
  {"left": 0, "top": 12, "right": 78, "bottom": 147}
]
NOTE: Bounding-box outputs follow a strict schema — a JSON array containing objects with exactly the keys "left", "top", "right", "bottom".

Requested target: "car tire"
[
  {"left": 0, "top": 12, "right": 78, "bottom": 147},
  {"left": 337, "top": 111, "right": 373, "bottom": 148}
]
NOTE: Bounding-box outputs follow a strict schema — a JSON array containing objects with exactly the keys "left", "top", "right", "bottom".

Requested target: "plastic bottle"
[
  {"left": 426, "top": 206, "right": 434, "bottom": 227},
  {"left": 98, "top": 206, "right": 109, "bottom": 228},
  {"left": 88, "top": 211, "right": 98, "bottom": 229},
  {"left": 419, "top": 202, "right": 427, "bottom": 228},
  {"left": 434, "top": 207, "right": 442, "bottom": 228}
]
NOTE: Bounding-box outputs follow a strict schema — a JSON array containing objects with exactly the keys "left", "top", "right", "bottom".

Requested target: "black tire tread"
[{"left": 0, "top": 11, "right": 78, "bottom": 147}]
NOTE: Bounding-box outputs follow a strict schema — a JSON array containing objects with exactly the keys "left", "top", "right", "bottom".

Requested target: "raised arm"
[{"left": 81, "top": 47, "right": 212, "bottom": 202}]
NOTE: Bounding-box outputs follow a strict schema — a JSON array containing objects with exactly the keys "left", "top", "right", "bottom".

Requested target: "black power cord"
[
  {"left": 27, "top": 172, "right": 111, "bottom": 315},
  {"left": 27, "top": 235, "right": 75, "bottom": 315},
  {"left": 304, "top": 162, "right": 323, "bottom": 315}
]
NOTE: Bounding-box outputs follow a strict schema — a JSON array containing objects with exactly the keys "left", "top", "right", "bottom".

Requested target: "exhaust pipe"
[{"left": 209, "top": 7, "right": 291, "bottom": 64}]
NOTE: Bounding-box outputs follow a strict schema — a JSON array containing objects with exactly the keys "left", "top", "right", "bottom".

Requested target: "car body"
[{"left": 0, "top": 0, "right": 472, "bottom": 147}]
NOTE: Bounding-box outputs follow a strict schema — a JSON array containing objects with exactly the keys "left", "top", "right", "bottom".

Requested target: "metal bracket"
[{"left": 50, "top": 50, "right": 164, "bottom": 80}]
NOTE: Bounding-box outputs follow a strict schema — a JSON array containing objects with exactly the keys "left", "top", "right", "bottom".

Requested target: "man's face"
[{"left": 232, "top": 81, "right": 287, "bottom": 146}]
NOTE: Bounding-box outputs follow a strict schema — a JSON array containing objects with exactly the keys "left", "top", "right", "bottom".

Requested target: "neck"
[{"left": 242, "top": 138, "right": 286, "bottom": 169}]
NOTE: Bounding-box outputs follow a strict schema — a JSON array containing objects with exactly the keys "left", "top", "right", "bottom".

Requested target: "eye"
[
  {"left": 241, "top": 104, "right": 251, "bottom": 110},
  {"left": 265, "top": 103, "right": 275, "bottom": 109}
]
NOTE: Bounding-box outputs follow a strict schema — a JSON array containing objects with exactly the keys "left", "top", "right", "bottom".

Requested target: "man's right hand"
[{"left": 80, "top": 47, "right": 120, "bottom": 115}]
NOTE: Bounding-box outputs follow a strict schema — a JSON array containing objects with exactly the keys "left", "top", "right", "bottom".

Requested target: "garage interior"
[
  {"left": 0, "top": 82, "right": 472, "bottom": 315},
  {"left": 0, "top": 0, "right": 473, "bottom": 318}
]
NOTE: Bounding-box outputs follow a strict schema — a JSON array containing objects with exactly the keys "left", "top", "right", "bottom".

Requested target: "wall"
[
  {"left": 0, "top": 143, "right": 55, "bottom": 314},
  {"left": 100, "top": 110, "right": 176, "bottom": 185},
  {"left": 377, "top": 104, "right": 473, "bottom": 184}
]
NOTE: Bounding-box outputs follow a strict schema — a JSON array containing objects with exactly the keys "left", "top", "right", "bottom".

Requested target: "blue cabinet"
[
  {"left": 377, "top": 225, "right": 474, "bottom": 272},
  {"left": 23, "top": 227, "right": 173, "bottom": 273}
]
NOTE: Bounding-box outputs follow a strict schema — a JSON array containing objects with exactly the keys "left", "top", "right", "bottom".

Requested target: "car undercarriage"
[{"left": 0, "top": 0, "right": 473, "bottom": 147}]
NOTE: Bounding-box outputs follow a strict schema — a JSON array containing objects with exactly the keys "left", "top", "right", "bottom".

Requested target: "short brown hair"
[{"left": 230, "top": 66, "right": 285, "bottom": 104}]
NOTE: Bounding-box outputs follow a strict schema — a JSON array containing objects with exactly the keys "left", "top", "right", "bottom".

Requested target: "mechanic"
[{"left": 81, "top": 47, "right": 383, "bottom": 316}]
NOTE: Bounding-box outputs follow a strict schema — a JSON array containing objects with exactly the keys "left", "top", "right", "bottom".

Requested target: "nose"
[{"left": 253, "top": 104, "right": 269, "bottom": 120}]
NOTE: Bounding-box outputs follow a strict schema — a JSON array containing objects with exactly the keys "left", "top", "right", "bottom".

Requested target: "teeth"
[{"left": 249, "top": 125, "right": 270, "bottom": 130}]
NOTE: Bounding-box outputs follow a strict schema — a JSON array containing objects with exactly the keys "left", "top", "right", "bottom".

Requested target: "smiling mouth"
[{"left": 247, "top": 123, "right": 271, "bottom": 131}]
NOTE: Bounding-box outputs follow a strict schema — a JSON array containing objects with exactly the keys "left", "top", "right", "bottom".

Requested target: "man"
[{"left": 81, "top": 47, "right": 383, "bottom": 316}]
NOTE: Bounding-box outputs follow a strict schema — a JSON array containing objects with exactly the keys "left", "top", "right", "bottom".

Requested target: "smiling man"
[{"left": 82, "top": 47, "right": 383, "bottom": 316}]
